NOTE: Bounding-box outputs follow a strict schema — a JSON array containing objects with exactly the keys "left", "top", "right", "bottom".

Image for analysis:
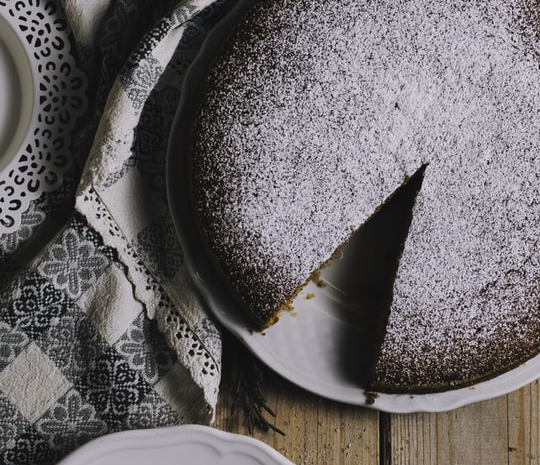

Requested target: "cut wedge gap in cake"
[{"left": 315, "top": 163, "right": 428, "bottom": 388}]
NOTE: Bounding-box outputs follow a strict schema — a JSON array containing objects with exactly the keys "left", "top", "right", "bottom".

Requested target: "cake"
[{"left": 188, "top": 0, "right": 540, "bottom": 391}]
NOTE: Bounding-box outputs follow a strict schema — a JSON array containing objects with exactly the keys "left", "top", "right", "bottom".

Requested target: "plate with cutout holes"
[
  {"left": 0, "top": 0, "right": 86, "bottom": 233},
  {"left": 167, "top": 0, "right": 540, "bottom": 413},
  {"left": 57, "top": 425, "right": 295, "bottom": 465}
]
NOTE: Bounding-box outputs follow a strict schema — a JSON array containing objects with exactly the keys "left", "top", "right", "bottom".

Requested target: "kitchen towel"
[{"left": 0, "top": 0, "right": 225, "bottom": 462}]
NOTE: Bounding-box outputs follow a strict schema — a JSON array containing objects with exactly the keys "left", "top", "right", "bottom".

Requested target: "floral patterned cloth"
[{"left": 0, "top": 0, "right": 226, "bottom": 463}]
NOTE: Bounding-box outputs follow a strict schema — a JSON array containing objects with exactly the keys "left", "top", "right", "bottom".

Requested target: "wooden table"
[{"left": 214, "top": 367, "right": 540, "bottom": 465}]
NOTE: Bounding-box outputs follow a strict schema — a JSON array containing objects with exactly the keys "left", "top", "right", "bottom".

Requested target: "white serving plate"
[
  {"left": 57, "top": 425, "right": 294, "bottom": 465},
  {"left": 166, "top": 0, "right": 540, "bottom": 413}
]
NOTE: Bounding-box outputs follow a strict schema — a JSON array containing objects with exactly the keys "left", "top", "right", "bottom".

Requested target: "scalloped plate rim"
[{"left": 56, "top": 425, "right": 295, "bottom": 465}]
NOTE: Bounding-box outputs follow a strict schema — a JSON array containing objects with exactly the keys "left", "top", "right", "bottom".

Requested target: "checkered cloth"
[{"left": 0, "top": 0, "right": 226, "bottom": 463}]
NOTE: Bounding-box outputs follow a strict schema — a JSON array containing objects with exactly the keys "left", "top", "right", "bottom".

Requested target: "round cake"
[{"left": 188, "top": 0, "right": 540, "bottom": 391}]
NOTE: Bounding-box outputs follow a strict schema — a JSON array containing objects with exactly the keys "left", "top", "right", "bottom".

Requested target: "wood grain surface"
[
  {"left": 214, "top": 370, "right": 379, "bottom": 465},
  {"left": 214, "top": 373, "right": 540, "bottom": 465}
]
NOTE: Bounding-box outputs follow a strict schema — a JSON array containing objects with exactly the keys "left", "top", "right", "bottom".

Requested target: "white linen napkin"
[{"left": 0, "top": 0, "right": 225, "bottom": 462}]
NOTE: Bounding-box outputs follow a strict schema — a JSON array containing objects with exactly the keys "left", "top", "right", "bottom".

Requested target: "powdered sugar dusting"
[
  {"left": 192, "top": 0, "right": 540, "bottom": 384},
  {"left": 370, "top": 0, "right": 540, "bottom": 388}
]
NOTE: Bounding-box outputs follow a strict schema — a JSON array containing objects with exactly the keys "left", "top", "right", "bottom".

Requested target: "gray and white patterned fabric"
[{"left": 0, "top": 0, "right": 227, "bottom": 462}]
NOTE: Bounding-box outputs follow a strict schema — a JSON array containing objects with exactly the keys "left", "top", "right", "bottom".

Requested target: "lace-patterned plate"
[
  {"left": 57, "top": 425, "right": 295, "bottom": 465},
  {"left": 0, "top": 0, "right": 87, "bottom": 233}
]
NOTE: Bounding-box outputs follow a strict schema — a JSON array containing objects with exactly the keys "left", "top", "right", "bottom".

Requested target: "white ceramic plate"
[
  {"left": 57, "top": 425, "right": 294, "bottom": 465},
  {"left": 0, "top": 0, "right": 87, "bottom": 233},
  {"left": 167, "top": 0, "right": 540, "bottom": 413}
]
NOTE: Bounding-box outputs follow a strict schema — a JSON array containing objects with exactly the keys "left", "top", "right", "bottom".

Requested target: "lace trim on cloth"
[
  {"left": 74, "top": 0, "right": 224, "bottom": 420},
  {"left": 76, "top": 187, "right": 221, "bottom": 419}
]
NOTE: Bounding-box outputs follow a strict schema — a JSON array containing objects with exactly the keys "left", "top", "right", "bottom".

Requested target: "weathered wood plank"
[
  {"left": 214, "top": 373, "right": 380, "bottom": 465},
  {"left": 508, "top": 382, "right": 540, "bottom": 465},
  {"left": 215, "top": 353, "right": 540, "bottom": 465},
  {"left": 390, "top": 394, "right": 509, "bottom": 465}
]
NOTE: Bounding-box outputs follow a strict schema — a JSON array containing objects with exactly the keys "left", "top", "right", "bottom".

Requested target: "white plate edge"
[{"left": 56, "top": 425, "right": 295, "bottom": 465}]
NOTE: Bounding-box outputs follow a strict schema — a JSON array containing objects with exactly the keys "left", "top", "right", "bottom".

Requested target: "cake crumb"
[{"left": 365, "top": 391, "right": 379, "bottom": 405}]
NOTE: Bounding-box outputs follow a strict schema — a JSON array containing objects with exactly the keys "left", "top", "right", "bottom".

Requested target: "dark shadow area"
[{"left": 320, "top": 164, "right": 427, "bottom": 387}]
